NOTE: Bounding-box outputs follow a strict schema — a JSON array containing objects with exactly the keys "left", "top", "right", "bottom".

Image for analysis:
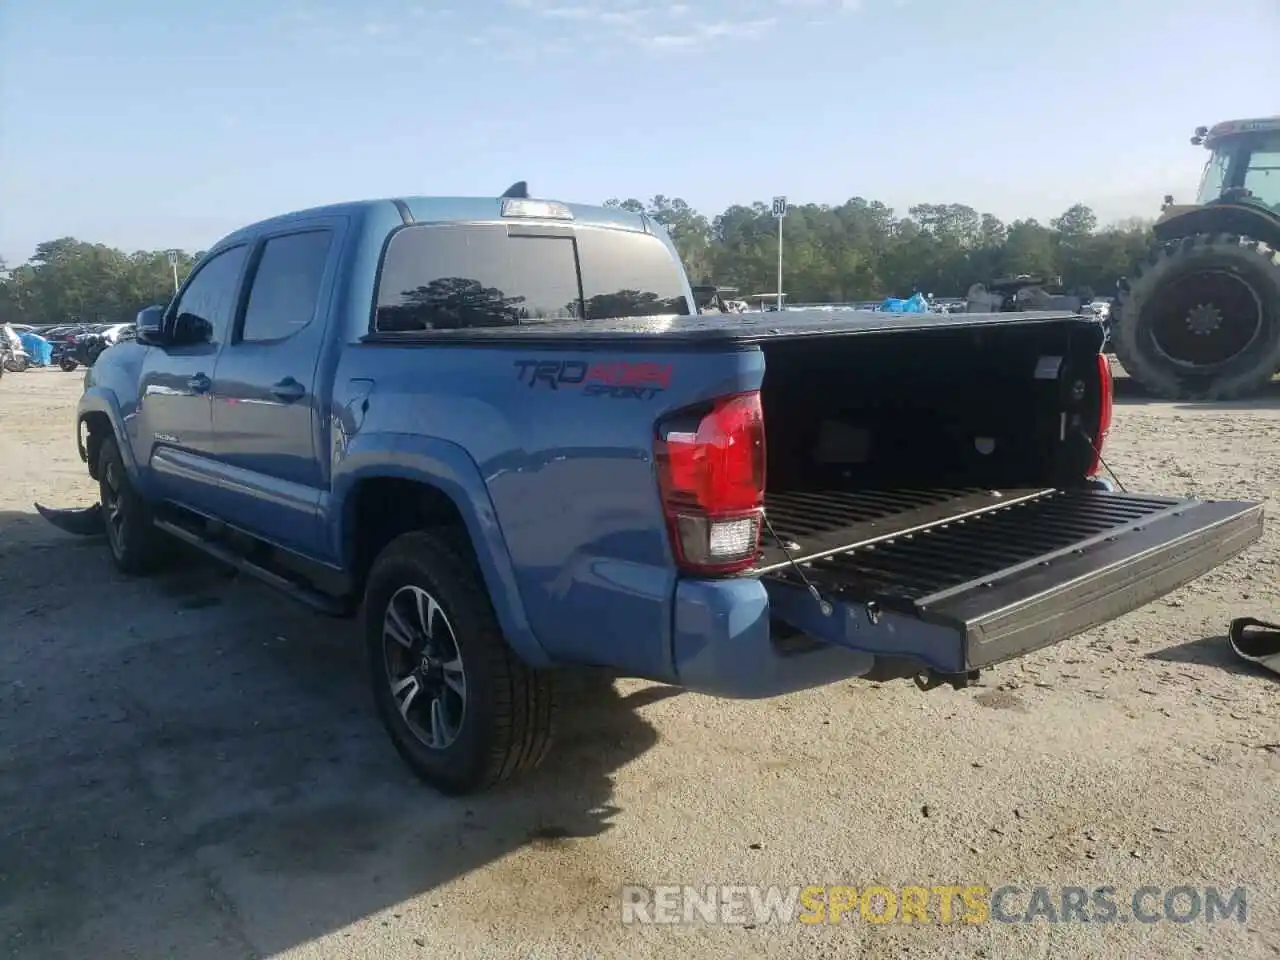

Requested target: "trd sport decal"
[{"left": 513, "top": 359, "right": 672, "bottom": 400}]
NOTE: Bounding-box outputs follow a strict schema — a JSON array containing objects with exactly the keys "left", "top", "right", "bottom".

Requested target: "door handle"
[
  {"left": 188, "top": 373, "right": 211, "bottom": 393},
  {"left": 270, "top": 378, "right": 306, "bottom": 402}
]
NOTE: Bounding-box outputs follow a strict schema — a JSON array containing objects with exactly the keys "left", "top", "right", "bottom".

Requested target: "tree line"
[{"left": 0, "top": 197, "right": 1154, "bottom": 326}]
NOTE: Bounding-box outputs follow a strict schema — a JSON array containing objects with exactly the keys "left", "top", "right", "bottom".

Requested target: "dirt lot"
[{"left": 1, "top": 369, "right": 1277, "bottom": 960}]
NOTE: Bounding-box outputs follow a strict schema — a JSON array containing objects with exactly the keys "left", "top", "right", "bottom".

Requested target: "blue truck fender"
[
  {"left": 329, "top": 432, "right": 552, "bottom": 667},
  {"left": 77, "top": 387, "right": 143, "bottom": 485}
]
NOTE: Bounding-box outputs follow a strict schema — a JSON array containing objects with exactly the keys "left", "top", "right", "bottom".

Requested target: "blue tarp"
[
  {"left": 878, "top": 293, "right": 931, "bottom": 313},
  {"left": 19, "top": 332, "right": 52, "bottom": 365}
]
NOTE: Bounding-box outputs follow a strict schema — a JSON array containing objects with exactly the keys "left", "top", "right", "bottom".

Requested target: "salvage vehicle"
[
  {"left": 2, "top": 324, "right": 31, "bottom": 373},
  {"left": 42, "top": 324, "right": 94, "bottom": 371},
  {"left": 39, "top": 186, "right": 1266, "bottom": 794},
  {"left": 965, "top": 275, "right": 1085, "bottom": 314},
  {"left": 1109, "top": 117, "right": 1280, "bottom": 400}
]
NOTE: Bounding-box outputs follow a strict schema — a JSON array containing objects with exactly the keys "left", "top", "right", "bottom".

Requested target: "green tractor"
[{"left": 1110, "top": 117, "right": 1280, "bottom": 400}]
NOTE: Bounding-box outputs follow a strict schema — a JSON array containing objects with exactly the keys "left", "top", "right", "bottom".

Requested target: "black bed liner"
[
  {"left": 759, "top": 486, "right": 1265, "bottom": 673},
  {"left": 756, "top": 486, "right": 1056, "bottom": 573}
]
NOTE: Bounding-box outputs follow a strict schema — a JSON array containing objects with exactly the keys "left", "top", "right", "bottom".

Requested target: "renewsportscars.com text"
[{"left": 619, "top": 884, "right": 1248, "bottom": 926}]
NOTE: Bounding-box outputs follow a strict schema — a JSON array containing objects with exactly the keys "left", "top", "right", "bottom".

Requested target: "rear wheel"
[
  {"left": 1111, "top": 234, "right": 1280, "bottom": 400},
  {"left": 363, "top": 530, "right": 558, "bottom": 794},
  {"left": 97, "top": 438, "right": 166, "bottom": 575},
  {"left": 59, "top": 357, "right": 78, "bottom": 372}
]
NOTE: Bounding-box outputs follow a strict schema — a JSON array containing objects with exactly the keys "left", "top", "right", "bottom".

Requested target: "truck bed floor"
[{"left": 758, "top": 486, "right": 1052, "bottom": 570}]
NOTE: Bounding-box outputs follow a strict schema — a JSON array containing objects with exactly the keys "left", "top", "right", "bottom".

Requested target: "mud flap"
[
  {"left": 33, "top": 502, "right": 105, "bottom": 537},
  {"left": 1229, "top": 618, "right": 1280, "bottom": 677},
  {"left": 764, "top": 496, "right": 1265, "bottom": 674}
]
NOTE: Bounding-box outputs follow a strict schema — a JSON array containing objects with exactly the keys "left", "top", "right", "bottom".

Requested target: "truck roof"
[{"left": 217, "top": 196, "right": 650, "bottom": 247}]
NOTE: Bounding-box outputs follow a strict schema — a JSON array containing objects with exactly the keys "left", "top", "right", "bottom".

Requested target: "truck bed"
[
  {"left": 758, "top": 486, "right": 1188, "bottom": 594},
  {"left": 361, "top": 308, "right": 1085, "bottom": 345}
]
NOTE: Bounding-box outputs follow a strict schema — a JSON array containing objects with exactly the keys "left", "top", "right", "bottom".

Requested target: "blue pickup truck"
[{"left": 41, "top": 186, "right": 1265, "bottom": 794}]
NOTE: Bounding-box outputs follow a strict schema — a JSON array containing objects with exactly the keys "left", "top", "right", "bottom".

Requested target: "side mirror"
[{"left": 135, "top": 305, "right": 168, "bottom": 345}]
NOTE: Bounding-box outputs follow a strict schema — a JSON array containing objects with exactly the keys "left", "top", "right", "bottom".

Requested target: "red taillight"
[
  {"left": 654, "top": 391, "right": 766, "bottom": 575},
  {"left": 1088, "top": 353, "right": 1113, "bottom": 476}
]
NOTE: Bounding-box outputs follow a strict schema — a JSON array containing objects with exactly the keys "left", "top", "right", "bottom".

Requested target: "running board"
[{"left": 153, "top": 518, "right": 347, "bottom": 617}]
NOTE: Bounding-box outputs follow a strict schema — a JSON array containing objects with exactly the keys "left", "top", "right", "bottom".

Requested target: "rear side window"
[
  {"left": 375, "top": 225, "right": 580, "bottom": 331},
  {"left": 576, "top": 228, "right": 690, "bottom": 319},
  {"left": 241, "top": 230, "right": 333, "bottom": 343}
]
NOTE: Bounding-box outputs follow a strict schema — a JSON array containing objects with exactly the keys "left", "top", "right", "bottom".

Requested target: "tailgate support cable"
[
  {"left": 762, "top": 513, "right": 834, "bottom": 617},
  {"left": 1080, "top": 429, "right": 1128, "bottom": 492}
]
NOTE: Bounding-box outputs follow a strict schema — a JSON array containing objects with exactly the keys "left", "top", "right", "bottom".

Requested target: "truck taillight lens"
[
  {"left": 1088, "top": 353, "right": 1113, "bottom": 476},
  {"left": 654, "top": 391, "right": 766, "bottom": 575}
]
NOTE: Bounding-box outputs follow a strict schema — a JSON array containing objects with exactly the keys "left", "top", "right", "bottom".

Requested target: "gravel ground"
[{"left": 0, "top": 368, "right": 1277, "bottom": 960}]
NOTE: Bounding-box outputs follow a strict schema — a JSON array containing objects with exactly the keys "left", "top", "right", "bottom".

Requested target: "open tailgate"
[{"left": 762, "top": 489, "right": 1264, "bottom": 675}]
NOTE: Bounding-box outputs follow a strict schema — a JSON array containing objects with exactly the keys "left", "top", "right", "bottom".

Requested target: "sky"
[{"left": 1, "top": 0, "right": 1277, "bottom": 263}]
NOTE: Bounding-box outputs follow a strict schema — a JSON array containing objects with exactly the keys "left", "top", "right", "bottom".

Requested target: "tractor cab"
[{"left": 1190, "top": 118, "right": 1280, "bottom": 212}]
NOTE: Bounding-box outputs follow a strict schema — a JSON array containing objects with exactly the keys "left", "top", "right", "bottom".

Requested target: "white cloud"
[
  {"left": 644, "top": 34, "right": 697, "bottom": 48},
  {"left": 539, "top": 5, "right": 647, "bottom": 26},
  {"left": 295, "top": 0, "right": 866, "bottom": 62},
  {"left": 777, "top": 0, "right": 864, "bottom": 11}
]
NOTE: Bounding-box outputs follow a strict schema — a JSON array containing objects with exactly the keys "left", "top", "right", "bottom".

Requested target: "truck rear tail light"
[
  {"left": 654, "top": 392, "right": 766, "bottom": 575},
  {"left": 1088, "top": 353, "right": 1113, "bottom": 476}
]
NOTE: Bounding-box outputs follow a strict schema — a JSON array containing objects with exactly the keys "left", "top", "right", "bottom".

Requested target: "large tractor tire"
[{"left": 1111, "top": 234, "right": 1280, "bottom": 400}]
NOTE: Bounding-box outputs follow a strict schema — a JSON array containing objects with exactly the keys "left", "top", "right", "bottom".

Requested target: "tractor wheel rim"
[{"left": 1148, "top": 269, "right": 1264, "bottom": 371}]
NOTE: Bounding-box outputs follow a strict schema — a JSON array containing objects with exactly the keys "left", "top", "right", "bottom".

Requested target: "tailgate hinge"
[{"left": 914, "top": 669, "right": 981, "bottom": 692}]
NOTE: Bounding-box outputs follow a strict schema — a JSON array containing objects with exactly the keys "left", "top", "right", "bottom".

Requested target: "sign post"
[
  {"left": 167, "top": 250, "right": 180, "bottom": 294},
  {"left": 771, "top": 196, "right": 787, "bottom": 311}
]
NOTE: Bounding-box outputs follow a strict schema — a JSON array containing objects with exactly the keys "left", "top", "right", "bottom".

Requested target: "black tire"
[
  {"left": 60, "top": 358, "right": 78, "bottom": 372},
  {"left": 363, "top": 529, "right": 558, "bottom": 794},
  {"left": 1111, "top": 234, "right": 1280, "bottom": 400},
  {"left": 97, "top": 437, "right": 166, "bottom": 575}
]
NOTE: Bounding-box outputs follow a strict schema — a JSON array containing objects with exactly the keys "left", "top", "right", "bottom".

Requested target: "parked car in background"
[{"left": 2, "top": 323, "right": 32, "bottom": 372}]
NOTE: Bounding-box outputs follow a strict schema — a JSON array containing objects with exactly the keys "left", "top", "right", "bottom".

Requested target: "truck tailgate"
[{"left": 761, "top": 489, "right": 1264, "bottom": 673}]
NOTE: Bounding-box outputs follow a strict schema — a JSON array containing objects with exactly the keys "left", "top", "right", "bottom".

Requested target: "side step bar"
[{"left": 154, "top": 518, "right": 348, "bottom": 617}]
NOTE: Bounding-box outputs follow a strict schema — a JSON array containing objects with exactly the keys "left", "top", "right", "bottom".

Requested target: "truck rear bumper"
[
  {"left": 670, "top": 578, "right": 876, "bottom": 699},
  {"left": 671, "top": 494, "right": 1264, "bottom": 698}
]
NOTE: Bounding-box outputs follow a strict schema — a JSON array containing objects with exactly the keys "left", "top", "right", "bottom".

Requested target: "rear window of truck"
[{"left": 373, "top": 223, "right": 690, "bottom": 331}]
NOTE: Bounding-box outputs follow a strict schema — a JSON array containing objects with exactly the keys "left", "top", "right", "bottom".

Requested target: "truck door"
[
  {"left": 138, "top": 243, "right": 250, "bottom": 516},
  {"left": 209, "top": 221, "right": 343, "bottom": 557}
]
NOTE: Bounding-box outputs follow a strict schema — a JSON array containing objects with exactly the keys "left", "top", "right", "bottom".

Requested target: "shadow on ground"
[
  {"left": 1111, "top": 373, "right": 1280, "bottom": 411},
  {"left": 1143, "top": 633, "right": 1270, "bottom": 678},
  {"left": 0, "top": 509, "right": 670, "bottom": 959}
]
